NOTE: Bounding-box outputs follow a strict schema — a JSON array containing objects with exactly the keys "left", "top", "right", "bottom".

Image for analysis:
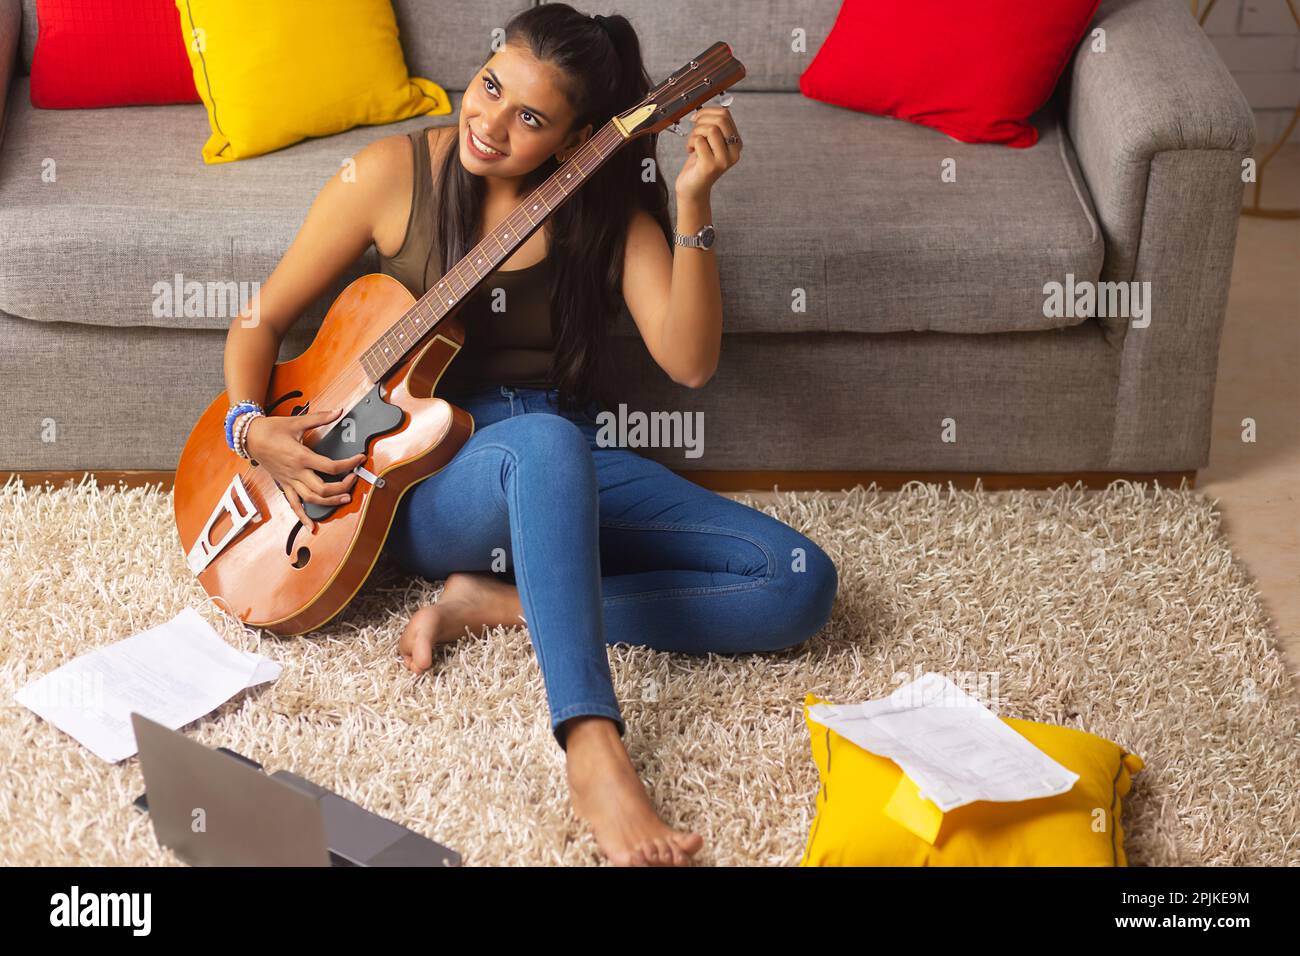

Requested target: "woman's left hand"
[{"left": 674, "top": 106, "right": 742, "bottom": 202}]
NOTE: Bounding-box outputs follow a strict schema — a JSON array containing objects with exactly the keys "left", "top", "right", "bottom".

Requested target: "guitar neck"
[{"left": 359, "top": 118, "right": 631, "bottom": 382}]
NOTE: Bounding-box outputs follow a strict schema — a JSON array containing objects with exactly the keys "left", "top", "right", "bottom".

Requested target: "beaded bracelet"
[
  {"left": 224, "top": 399, "right": 260, "bottom": 422},
  {"left": 233, "top": 409, "right": 264, "bottom": 460},
  {"left": 224, "top": 399, "right": 263, "bottom": 452}
]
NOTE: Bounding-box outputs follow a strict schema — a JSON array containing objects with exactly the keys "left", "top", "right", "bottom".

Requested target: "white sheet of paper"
[
  {"left": 13, "top": 606, "right": 281, "bottom": 763},
  {"left": 806, "top": 672, "right": 1079, "bottom": 812}
]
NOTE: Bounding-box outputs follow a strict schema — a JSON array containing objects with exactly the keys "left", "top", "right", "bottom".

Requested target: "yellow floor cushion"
[{"left": 800, "top": 692, "right": 1145, "bottom": 866}]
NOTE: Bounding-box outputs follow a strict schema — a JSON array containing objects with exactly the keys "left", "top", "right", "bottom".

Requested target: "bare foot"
[
  {"left": 563, "top": 716, "right": 705, "bottom": 866},
  {"left": 399, "top": 572, "right": 523, "bottom": 673}
]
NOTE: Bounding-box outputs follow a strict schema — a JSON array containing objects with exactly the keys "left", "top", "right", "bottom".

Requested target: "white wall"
[{"left": 1199, "top": 0, "right": 1300, "bottom": 145}]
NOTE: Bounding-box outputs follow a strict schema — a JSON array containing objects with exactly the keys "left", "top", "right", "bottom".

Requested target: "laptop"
[{"left": 130, "top": 712, "right": 460, "bottom": 867}]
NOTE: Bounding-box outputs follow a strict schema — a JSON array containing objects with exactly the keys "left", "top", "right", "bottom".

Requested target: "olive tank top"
[{"left": 378, "top": 125, "right": 555, "bottom": 395}]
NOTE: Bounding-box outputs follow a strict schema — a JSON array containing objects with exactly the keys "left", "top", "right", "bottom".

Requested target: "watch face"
[{"left": 698, "top": 225, "right": 716, "bottom": 249}]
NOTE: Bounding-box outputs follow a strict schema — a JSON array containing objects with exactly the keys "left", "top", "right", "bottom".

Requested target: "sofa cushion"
[
  {"left": 0, "top": 76, "right": 439, "bottom": 334},
  {"left": 28, "top": 0, "right": 198, "bottom": 108},
  {"left": 645, "top": 94, "right": 1103, "bottom": 337},
  {"left": 175, "top": 0, "right": 452, "bottom": 165},
  {"left": 19, "top": 0, "right": 531, "bottom": 89},
  {"left": 798, "top": 0, "right": 1103, "bottom": 148},
  {"left": 0, "top": 79, "right": 1102, "bottom": 337}
]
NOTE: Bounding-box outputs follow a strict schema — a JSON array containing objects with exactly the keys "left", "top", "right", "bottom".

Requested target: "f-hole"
[
  {"left": 265, "top": 390, "right": 304, "bottom": 415},
  {"left": 286, "top": 522, "right": 311, "bottom": 568}
]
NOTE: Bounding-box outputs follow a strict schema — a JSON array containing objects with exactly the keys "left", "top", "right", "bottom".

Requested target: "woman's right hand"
[{"left": 244, "top": 409, "right": 366, "bottom": 534}]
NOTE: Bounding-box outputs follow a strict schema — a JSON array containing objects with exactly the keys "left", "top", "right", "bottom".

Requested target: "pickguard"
[{"left": 292, "top": 382, "right": 404, "bottom": 521}]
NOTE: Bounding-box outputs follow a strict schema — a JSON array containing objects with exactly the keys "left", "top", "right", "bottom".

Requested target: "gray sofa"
[{"left": 0, "top": 0, "right": 1255, "bottom": 480}]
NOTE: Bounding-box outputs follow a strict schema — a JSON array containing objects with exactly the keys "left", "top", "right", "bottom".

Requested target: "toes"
[
  {"left": 672, "top": 831, "right": 705, "bottom": 856},
  {"left": 636, "top": 837, "right": 685, "bottom": 866},
  {"left": 401, "top": 607, "right": 436, "bottom": 671},
  {"left": 412, "top": 637, "right": 434, "bottom": 672},
  {"left": 625, "top": 846, "right": 649, "bottom": 867},
  {"left": 598, "top": 832, "right": 700, "bottom": 867},
  {"left": 667, "top": 840, "right": 688, "bottom": 866},
  {"left": 653, "top": 837, "right": 673, "bottom": 866}
]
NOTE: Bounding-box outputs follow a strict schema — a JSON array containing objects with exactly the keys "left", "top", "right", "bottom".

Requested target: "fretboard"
[{"left": 359, "top": 121, "right": 628, "bottom": 382}]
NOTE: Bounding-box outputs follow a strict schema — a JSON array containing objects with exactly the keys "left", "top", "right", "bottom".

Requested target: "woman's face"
[{"left": 459, "top": 43, "right": 590, "bottom": 188}]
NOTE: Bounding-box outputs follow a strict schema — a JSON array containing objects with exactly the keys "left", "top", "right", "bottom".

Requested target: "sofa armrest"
[
  {"left": 1063, "top": 0, "right": 1256, "bottom": 472},
  {"left": 1065, "top": 0, "right": 1255, "bottom": 283},
  {"left": 0, "top": 0, "right": 18, "bottom": 150}
]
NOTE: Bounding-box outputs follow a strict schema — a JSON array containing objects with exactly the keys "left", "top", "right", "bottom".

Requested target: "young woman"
[{"left": 223, "top": 4, "right": 838, "bottom": 866}]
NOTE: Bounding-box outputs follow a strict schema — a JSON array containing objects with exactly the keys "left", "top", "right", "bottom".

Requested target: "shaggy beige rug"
[{"left": 1, "top": 476, "right": 1296, "bottom": 866}]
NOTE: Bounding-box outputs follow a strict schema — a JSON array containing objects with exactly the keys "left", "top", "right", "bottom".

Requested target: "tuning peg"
[
  {"left": 718, "top": 92, "right": 734, "bottom": 107},
  {"left": 666, "top": 121, "right": 686, "bottom": 136}
]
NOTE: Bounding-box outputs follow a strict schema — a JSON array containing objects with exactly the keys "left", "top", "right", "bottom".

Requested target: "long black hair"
[{"left": 431, "top": 3, "right": 672, "bottom": 411}]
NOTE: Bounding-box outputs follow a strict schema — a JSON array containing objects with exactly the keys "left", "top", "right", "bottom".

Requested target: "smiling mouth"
[{"left": 467, "top": 127, "right": 507, "bottom": 157}]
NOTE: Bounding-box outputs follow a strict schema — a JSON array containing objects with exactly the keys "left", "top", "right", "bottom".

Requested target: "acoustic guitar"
[{"left": 174, "top": 43, "right": 746, "bottom": 636}]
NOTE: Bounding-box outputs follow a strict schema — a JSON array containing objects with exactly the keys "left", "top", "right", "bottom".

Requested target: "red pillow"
[
  {"left": 30, "top": 0, "right": 198, "bottom": 109},
  {"left": 799, "top": 0, "right": 1102, "bottom": 148}
]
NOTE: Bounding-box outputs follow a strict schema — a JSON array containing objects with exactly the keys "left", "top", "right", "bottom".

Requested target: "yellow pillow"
[
  {"left": 800, "top": 692, "right": 1145, "bottom": 866},
  {"left": 175, "top": 0, "right": 451, "bottom": 164}
]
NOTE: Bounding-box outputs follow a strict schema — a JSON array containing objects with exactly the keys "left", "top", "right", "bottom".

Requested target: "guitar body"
[{"left": 174, "top": 273, "right": 473, "bottom": 637}]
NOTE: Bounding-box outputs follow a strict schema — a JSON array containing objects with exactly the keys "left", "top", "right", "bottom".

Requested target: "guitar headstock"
[{"left": 612, "top": 42, "right": 746, "bottom": 140}]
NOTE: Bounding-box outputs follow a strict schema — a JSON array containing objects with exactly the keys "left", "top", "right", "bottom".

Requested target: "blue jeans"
[{"left": 384, "top": 385, "right": 838, "bottom": 751}]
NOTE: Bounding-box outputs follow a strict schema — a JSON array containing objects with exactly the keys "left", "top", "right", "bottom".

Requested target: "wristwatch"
[{"left": 673, "top": 223, "right": 716, "bottom": 250}]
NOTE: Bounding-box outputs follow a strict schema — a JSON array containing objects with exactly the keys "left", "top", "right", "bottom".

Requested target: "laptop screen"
[{"left": 131, "top": 713, "right": 331, "bottom": 867}]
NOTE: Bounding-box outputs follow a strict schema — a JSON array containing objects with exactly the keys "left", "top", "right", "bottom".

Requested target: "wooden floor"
[{"left": 1, "top": 469, "right": 1197, "bottom": 493}]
